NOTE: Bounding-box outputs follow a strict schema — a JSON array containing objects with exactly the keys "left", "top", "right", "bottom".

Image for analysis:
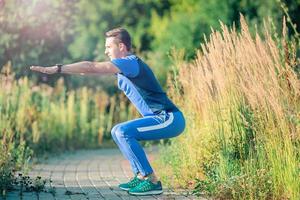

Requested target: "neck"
[{"left": 120, "top": 51, "right": 132, "bottom": 58}]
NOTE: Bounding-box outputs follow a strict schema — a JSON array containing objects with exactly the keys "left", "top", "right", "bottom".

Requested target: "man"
[{"left": 30, "top": 28, "right": 185, "bottom": 196}]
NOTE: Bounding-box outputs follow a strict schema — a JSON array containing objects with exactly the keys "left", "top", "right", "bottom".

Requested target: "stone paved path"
[{"left": 4, "top": 148, "right": 202, "bottom": 200}]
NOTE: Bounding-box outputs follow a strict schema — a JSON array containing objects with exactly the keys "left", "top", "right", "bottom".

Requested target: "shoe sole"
[
  {"left": 119, "top": 186, "right": 130, "bottom": 191},
  {"left": 128, "top": 190, "right": 163, "bottom": 196}
]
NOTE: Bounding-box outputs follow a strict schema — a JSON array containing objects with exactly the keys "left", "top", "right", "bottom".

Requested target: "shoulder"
[
  {"left": 125, "top": 54, "right": 138, "bottom": 60},
  {"left": 111, "top": 54, "right": 139, "bottom": 64},
  {"left": 111, "top": 54, "right": 140, "bottom": 78}
]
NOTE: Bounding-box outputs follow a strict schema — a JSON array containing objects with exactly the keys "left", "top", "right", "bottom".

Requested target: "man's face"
[{"left": 105, "top": 37, "right": 123, "bottom": 60}]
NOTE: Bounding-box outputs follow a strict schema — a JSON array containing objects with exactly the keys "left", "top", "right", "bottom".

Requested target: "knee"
[
  {"left": 111, "top": 124, "right": 120, "bottom": 141},
  {"left": 114, "top": 125, "right": 131, "bottom": 139}
]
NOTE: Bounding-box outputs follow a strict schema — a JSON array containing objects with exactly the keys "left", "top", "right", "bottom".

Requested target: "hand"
[{"left": 30, "top": 66, "right": 58, "bottom": 74}]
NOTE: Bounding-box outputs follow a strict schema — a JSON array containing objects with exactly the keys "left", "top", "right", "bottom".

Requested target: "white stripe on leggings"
[{"left": 137, "top": 112, "right": 174, "bottom": 132}]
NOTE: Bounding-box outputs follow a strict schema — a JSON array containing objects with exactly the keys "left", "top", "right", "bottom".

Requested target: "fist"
[{"left": 30, "top": 66, "right": 57, "bottom": 74}]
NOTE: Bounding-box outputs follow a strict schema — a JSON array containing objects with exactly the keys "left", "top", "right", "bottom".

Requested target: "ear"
[{"left": 118, "top": 43, "right": 127, "bottom": 51}]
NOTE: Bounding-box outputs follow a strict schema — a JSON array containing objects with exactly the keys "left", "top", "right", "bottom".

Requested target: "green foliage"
[
  {"left": 1, "top": 0, "right": 299, "bottom": 90},
  {"left": 6, "top": 173, "right": 55, "bottom": 198},
  {"left": 0, "top": 141, "right": 32, "bottom": 196},
  {"left": 68, "top": 0, "right": 171, "bottom": 61},
  {"left": 150, "top": 0, "right": 231, "bottom": 59},
  {"left": 0, "top": 0, "right": 75, "bottom": 74},
  {"left": 0, "top": 62, "right": 139, "bottom": 154},
  {"left": 147, "top": 0, "right": 300, "bottom": 87}
]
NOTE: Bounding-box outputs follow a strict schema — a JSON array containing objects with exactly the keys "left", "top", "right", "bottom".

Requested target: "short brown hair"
[{"left": 105, "top": 28, "right": 131, "bottom": 51}]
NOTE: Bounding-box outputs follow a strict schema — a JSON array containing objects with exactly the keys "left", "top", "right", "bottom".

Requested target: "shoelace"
[
  {"left": 128, "top": 176, "right": 141, "bottom": 187},
  {"left": 136, "top": 180, "right": 153, "bottom": 191}
]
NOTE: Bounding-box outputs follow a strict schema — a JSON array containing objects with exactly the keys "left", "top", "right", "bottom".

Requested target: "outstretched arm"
[{"left": 30, "top": 61, "right": 120, "bottom": 75}]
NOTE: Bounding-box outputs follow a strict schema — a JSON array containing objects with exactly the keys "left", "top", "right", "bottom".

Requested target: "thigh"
[{"left": 119, "top": 111, "right": 185, "bottom": 141}]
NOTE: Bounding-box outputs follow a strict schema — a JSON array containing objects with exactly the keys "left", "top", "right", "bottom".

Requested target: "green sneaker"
[
  {"left": 119, "top": 176, "right": 143, "bottom": 191},
  {"left": 128, "top": 179, "right": 163, "bottom": 196}
]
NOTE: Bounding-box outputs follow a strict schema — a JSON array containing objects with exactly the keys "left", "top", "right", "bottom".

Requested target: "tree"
[{"left": 0, "top": 0, "right": 76, "bottom": 77}]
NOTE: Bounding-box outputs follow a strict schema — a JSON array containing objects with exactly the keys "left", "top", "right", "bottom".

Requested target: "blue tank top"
[{"left": 111, "top": 54, "right": 178, "bottom": 116}]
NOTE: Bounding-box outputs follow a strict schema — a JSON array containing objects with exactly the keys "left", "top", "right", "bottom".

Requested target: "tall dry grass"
[
  {"left": 0, "top": 63, "right": 140, "bottom": 153},
  {"left": 157, "top": 16, "right": 300, "bottom": 199}
]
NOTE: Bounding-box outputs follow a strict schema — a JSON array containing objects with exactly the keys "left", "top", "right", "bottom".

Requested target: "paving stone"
[
  {"left": 4, "top": 148, "right": 202, "bottom": 200},
  {"left": 37, "top": 192, "right": 54, "bottom": 200}
]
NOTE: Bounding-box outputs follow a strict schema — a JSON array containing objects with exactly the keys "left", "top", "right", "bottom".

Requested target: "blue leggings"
[{"left": 111, "top": 110, "right": 185, "bottom": 176}]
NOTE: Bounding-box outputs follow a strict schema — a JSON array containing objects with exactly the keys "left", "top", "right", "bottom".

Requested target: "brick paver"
[{"left": 3, "top": 148, "right": 204, "bottom": 200}]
